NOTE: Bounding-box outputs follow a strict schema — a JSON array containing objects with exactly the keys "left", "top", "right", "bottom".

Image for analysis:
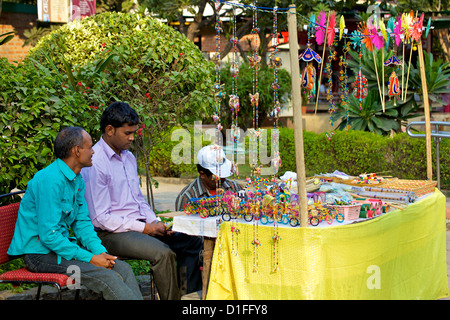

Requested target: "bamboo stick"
[
  {"left": 288, "top": 4, "right": 308, "bottom": 228},
  {"left": 402, "top": 43, "right": 405, "bottom": 100},
  {"left": 404, "top": 43, "right": 413, "bottom": 100},
  {"left": 382, "top": 49, "right": 385, "bottom": 110},
  {"left": 314, "top": 13, "right": 330, "bottom": 115},
  {"left": 417, "top": 40, "right": 433, "bottom": 180},
  {"left": 372, "top": 49, "right": 384, "bottom": 111}
]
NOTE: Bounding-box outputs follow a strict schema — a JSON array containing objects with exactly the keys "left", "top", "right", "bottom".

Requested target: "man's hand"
[
  {"left": 90, "top": 252, "right": 117, "bottom": 269},
  {"left": 143, "top": 221, "right": 167, "bottom": 237}
]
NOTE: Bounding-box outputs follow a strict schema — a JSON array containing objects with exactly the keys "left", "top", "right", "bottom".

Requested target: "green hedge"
[
  {"left": 147, "top": 127, "right": 450, "bottom": 189},
  {"left": 279, "top": 128, "right": 450, "bottom": 188}
]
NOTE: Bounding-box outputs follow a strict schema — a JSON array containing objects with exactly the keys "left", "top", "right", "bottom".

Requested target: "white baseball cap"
[{"left": 197, "top": 144, "right": 232, "bottom": 178}]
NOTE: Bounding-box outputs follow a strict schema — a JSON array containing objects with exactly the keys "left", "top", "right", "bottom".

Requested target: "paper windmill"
[
  {"left": 315, "top": 11, "right": 326, "bottom": 46},
  {"left": 410, "top": 13, "right": 424, "bottom": 42},
  {"left": 358, "top": 22, "right": 373, "bottom": 52},
  {"left": 370, "top": 27, "right": 385, "bottom": 50},
  {"left": 393, "top": 16, "right": 403, "bottom": 47},
  {"left": 339, "top": 15, "right": 346, "bottom": 40},
  {"left": 349, "top": 30, "right": 362, "bottom": 49},
  {"left": 327, "top": 11, "right": 336, "bottom": 46}
]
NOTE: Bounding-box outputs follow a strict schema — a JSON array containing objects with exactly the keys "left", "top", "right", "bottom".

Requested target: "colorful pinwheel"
[
  {"left": 315, "top": 11, "right": 326, "bottom": 46},
  {"left": 358, "top": 22, "right": 373, "bottom": 52},
  {"left": 410, "top": 13, "right": 424, "bottom": 42},
  {"left": 393, "top": 16, "right": 403, "bottom": 47},
  {"left": 339, "top": 15, "right": 346, "bottom": 40},
  {"left": 350, "top": 30, "right": 362, "bottom": 49},
  {"left": 370, "top": 27, "right": 385, "bottom": 50},
  {"left": 327, "top": 11, "right": 336, "bottom": 46}
]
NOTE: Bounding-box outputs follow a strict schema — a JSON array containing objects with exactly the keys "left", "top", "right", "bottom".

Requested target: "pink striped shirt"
[{"left": 81, "top": 136, "right": 156, "bottom": 233}]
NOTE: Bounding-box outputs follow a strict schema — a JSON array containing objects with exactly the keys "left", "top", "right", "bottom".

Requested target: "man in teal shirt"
[{"left": 8, "top": 126, "right": 142, "bottom": 300}]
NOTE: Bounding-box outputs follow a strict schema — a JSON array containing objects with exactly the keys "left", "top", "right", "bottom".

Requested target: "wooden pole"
[
  {"left": 417, "top": 40, "right": 433, "bottom": 180},
  {"left": 288, "top": 4, "right": 308, "bottom": 228}
]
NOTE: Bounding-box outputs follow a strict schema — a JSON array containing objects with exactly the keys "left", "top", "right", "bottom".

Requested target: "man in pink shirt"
[{"left": 81, "top": 102, "right": 202, "bottom": 300}]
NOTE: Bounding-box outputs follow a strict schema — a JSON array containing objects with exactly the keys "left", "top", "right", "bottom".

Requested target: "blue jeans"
[{"left": 24, "top": 252, "right": 143, "bottom": 300}]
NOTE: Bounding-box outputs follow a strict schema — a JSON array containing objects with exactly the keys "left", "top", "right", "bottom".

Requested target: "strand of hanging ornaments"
[
  {"left": 229, "top": 6, "right": 241, "bottom": 257},
  {"left": 270, "top": 6, "right": 281, "bottom": 273},
  {"left": 248, "top": 3, "right": 262, "bottom": 273},
  {"left": 213, "top": 0, "right": 224, "bottom": 268},
  {"left": 269, "top": 6, "right": 282, "bottom": 178},
  {"left": 339, "top": 40, "right": 351, "bottom": 133},
  {"left": 248, "top": 3, "right": 261, "bottom": 179}
]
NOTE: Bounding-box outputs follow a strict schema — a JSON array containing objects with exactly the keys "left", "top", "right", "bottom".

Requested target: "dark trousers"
[{"left": 96, "top": 230, "right": 202, "bottom": 300}]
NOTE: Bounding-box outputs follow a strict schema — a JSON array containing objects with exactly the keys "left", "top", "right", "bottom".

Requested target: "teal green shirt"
[{"left": 8, "top": 159, "right": 107, "bottom": 263}]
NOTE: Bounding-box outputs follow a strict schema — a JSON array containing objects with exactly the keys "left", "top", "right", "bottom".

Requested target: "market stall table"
[{"left": 174, "top": 189, "right": 448, "bottom": 300}]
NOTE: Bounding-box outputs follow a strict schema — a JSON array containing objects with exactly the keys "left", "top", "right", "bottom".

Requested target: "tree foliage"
[{"left": 1, "top": 12, "right": 215, "bottom": 197}]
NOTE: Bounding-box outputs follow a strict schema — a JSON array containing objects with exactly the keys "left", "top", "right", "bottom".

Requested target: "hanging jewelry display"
[
  {"left": 339, "top": 41, "right": 351, "bottom": 132},
  {"left": 350, "top": 29, "right": 368, "bottom": 110},
  {"left": 229, "top": 6, "right": 240, "bottom": 178},
  {"left": 213, "top": 0, "right": 224, "bottom": 268},
  {"left": 325, "top": 45, "right": 337, "bottom": 126},
  {"left": 269, "top": 6, "right": 282, "bottom": 175},
  {"left": 248, "top": 3, "right": 261, "bottom": 179},
  {"left": 230, "top": 221, "right": 240, "bottom": 256},
  {"left": 251, "top": 219, "right": 261, "bottom": 273},
  {"left": 249, "top": 2, "right": 261, "bottom": 273},
  {"left": 272, "top": 222, "right": 281, "bottom": 273},
  {"left": 271, "top": 6, "right": 281, "bottom": 273}
]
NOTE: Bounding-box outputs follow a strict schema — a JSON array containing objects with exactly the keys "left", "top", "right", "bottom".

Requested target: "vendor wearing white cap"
[{"left": 175, "top": 144, "right": 242, "bottom": 211}]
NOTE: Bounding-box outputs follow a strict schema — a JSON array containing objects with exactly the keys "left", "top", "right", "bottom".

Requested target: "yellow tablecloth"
[{"left": 206, "top": 189, "right": 449, "bottom": 300}]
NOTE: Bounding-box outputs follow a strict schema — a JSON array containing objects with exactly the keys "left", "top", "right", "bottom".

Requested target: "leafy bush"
[
  {"left": 0, "top": 12, "right": 214, "bottom": 198},
  {"left": 0, "top": 55, "right": 107, "bottom": 197},
  {"left": 282, "top": 129, "right": 449, "bottom": 188}
]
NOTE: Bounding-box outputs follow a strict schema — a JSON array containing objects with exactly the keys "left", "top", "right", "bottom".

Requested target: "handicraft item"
[{"left": 299, "top": 14, "right": 322, "bottom": 103}]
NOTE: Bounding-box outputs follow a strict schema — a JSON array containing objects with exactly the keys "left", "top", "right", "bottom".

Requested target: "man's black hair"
[
  {"left": 197, "top": 164, "right": 213, "bottom": 177},
  {"left": 100, "top": 101, "right": 140, "bottom": 133},
  {"left": 54, "top": 126, "right": 84, "bottom": 159}
]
